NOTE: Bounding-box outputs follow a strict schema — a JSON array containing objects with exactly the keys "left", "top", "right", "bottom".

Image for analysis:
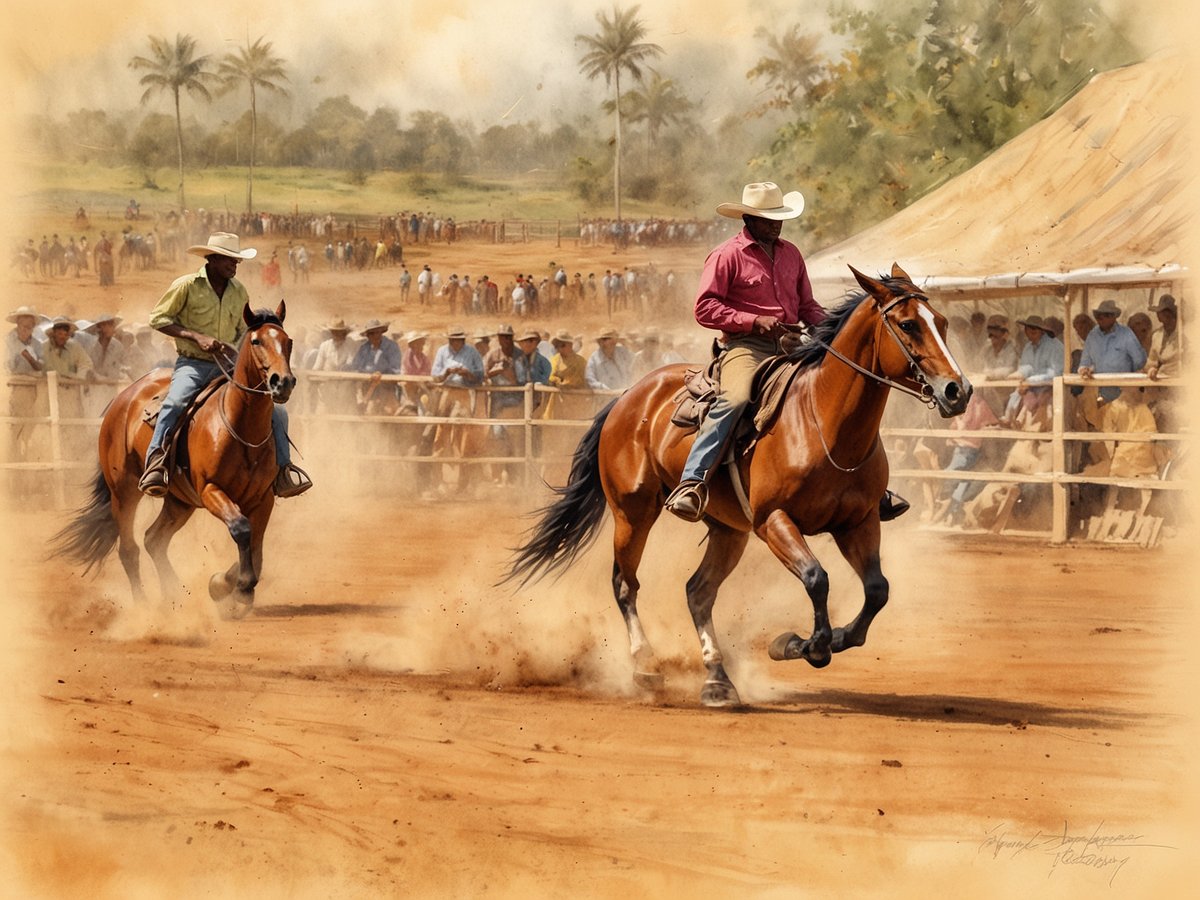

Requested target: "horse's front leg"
[
  {"left": 758, "top": 509, "right": 832, "bottom": 668},
  {"left": 829, "top": 520, "right": 888, "bottom": 654},
  {"left": 201, "top": 485, "right": 263, "bottom": 619}
]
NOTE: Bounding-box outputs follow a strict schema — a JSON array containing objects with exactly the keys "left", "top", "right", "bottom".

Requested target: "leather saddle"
[
  {"left": 669, "top": 350, "right": 806, "bottom": 447},
  {"left": 141, "top": 375, "right": 229, "bottom": 500}
]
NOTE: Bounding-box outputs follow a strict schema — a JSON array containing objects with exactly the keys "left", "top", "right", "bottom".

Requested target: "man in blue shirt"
[
  {"left": 1078, "top": 299, "right": 1147, "bottom": 402},
  {"left": 1013, "top": 316, "right": 1065, "bottom": 384}
]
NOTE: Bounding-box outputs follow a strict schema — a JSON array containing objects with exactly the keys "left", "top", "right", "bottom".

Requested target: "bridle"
[
  {"left": 211, "top": 324, "right": 289, "bottom": 448},
  {"left": 797, "top": 288, "right": 943, "bottom": 472},
  {"left": 790, "top": 290, "right": 939, "bottom": 408}
]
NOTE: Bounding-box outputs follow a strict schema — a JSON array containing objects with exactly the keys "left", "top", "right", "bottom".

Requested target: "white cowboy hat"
[
  {"left": 186, "top": 232, "right": 257, "bottom": 260},
  {"left": 716, "top": 182, "right": 805, "bottom": 220},
  {"left": 404, "top": 331, "right": 429, "bottom": 345},
  {"left": 6, "top": 305, "right": 43, "bottom": 324},
  {"left": 85, "top": 312, "right": 123, "bottom": 332}
]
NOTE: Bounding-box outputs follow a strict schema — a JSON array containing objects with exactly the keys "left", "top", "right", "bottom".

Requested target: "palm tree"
[
  {"left": 746, "top": 25, "right": 826, "bottom": 116},
  {"left": 218, "top": 36, "right": 289, "bottom": 214},
  {"left": 129, "top": 34, "right": 217, "bottom": 211},
  {"left": 620, "top": 69, "right": 693, "bottom": 166},
  {"left": 576, "top": 4, "right": 663, "bottom": 221}
]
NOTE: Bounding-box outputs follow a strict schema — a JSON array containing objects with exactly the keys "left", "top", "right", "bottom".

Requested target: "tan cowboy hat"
[
  {"left": 85, "top": 312, "right": 123, "bottom": 333},
  {"left": 516, "top": 329, "right": 541, "bottom": 343},
  {"left": 550, "top": 328, "right": 574, "bottom": 346},
  {"left": 1150, "top": 294, "right": 1177, "bottom": 313},
  {"left": 325, "top": 316, "right": 351, "bottom": 333},
  {"left": 985, "top": 314, "right": 1009, "bottom": 331},
  {"left": 716, "top": 182, "right": 805, "bottom": 220},
  {"left": 186, "top": 232, "right": 257, "bottom": 260},
  {"left": 47, "top": 315, "right": 77, "bottom": 333},
  {"left": 1016, "top": 315, "right": 1052, "bottom": 333},
  {"left": 6, "top": 305, "right": 42, "bottom": 324},
  {"left": 495, "top": 323, "right": 515, "bottom": 336},
  {"left": 597, "top": 326, "right": 619, "bottom": 340},
  {"left": 357, "top": 318, "right": 390, "bottom": 336},
  {"left": 472, "top": 330, "right": 492, "bottom": 341},
  {"left": 1093, "top": 299, "right": 1122, "bottom": 317},
  {"left": 446, "top": 325, "right": 469, "bottom": 339},
  {"left": 404, "top": 330, "right": 428, "bottom": 345}
]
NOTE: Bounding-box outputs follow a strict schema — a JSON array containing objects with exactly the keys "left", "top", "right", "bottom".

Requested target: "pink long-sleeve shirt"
[{"left": 694, "top": 227, "right": 826, "bottom": 337}]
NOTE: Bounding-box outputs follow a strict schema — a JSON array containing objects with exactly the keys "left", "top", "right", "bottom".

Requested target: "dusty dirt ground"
[{"left": 3, "top": 240, "right": 1198, "bottom": 898}]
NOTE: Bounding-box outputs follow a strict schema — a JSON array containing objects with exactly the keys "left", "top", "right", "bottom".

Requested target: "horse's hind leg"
[
  {"left": 687, "top": 521, "right": 749, "bottom": 707},
  {"left": 828, "top": 522, "right": 888, "bottom": 654},
  {"left": 610, "top": 496, "right": 662, "bottom": 686},
  {"left": 143, "top": 496, "right": 195, "bottom": 603},
  {"left": 111, "top": 479, "right": 147, "bottom": 602}
]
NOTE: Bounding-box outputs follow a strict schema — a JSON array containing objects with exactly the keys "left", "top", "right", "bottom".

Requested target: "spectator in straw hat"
[
  {"left": 42, "top": 316, "right": 94, "bottom": 381},
  {"left": 312, "top": 317, "right": 358, "bottom": 372},
  {"left": 1078, "top": 298, "right": 1146, "bottom": 403},
  {"left": 5, "top": 305, "right": 44, "bottom": 375},
  {"left": 85, "top": 312, "right": 128, "bottom": 380},
  {"left": 400, "top": 331, "right": 432, "bottom": 412},
  {"left": 1011, "top": 315, "right": 1064, "bottom": 386},
  {"left": 585, "top": 326, "right": 633, "bottom": 392},
  {"left": 139, "top": 231, "right": 311, "bottom": 498},
  {"left": 351, "top": 319, "right": 402, "bottom": 414},
  {"left": 515, "top": 328, "right": 552, "bottom": 398},
  {"left": 1145, "top": 294, "right": 1181, "bottom": 380},
  {"left": 484, "top": 323, "right": 521, "bottom": 416}
]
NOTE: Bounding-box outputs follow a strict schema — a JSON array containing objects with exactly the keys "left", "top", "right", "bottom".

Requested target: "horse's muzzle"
[
  {"left": 269, "top": 373, "right": 296, "bottom": 403},
  {"left": 930, "top": 375, "right": 972, "bottom": 418}
]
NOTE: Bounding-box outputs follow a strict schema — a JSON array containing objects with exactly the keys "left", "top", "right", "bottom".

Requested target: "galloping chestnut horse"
[
  {"left": 507, "top": 265, "right": 971, "bottom": 707},
  {"left": 53, "top": 303, "right": 296, "bottom": 619}
]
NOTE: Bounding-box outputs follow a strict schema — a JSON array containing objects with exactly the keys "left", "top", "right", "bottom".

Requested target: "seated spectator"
[
  {"left": 962, "top": 386, "right": 1054, "bottom": 530},
  {"left": 585, "top": 326, "right": 633, "bottom": 391},
  {"left": 1078, "top": 298, "right": 1147, "bottom": 404},
  {"left": 1127, "top": 311, "right": 1153, "bottom": 355},
  {"left": 932, "top": 390, "right": 1001, "bottom": 526},
  {"left": 351, "top": 319, "right": 402, "bottom": 414}
]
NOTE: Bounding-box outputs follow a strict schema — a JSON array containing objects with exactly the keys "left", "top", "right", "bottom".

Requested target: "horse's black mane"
[{"left": 785, "top": 275, "right": 915, "bottom": 369}]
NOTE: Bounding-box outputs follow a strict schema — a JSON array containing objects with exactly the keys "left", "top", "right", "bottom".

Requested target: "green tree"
[
  {"left": 745, "top": 24, "right": 827, "bottom": 116},
  {"left": 576, "top": 4, "right": 663, "bottom": 221},
  {"left": 128, "top": 34, "right": 217, "bottom": 211},
  {"left": 217, "top": 36, "right": 289, "bottom": 213}
]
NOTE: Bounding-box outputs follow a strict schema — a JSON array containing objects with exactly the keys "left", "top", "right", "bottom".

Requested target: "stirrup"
[
  {"left": 664, "top": 480, "right": 708, "bottom": 522},
  {"left": 274, "top": 463, "right": 313, "bottom": 498}
]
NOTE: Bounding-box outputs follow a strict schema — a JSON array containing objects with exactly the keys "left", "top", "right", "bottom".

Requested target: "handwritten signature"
[{"left": 978, "top": 821, "right": 1175, "bottom": 886}]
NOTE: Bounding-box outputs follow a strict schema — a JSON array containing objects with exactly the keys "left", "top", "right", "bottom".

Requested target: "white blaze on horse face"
[{"left": 916, "top": 304, "right": 963, "bottom": 378}]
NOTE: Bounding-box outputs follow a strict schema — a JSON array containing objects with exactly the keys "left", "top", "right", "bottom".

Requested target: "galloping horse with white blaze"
[
  {"left": 506, "top": 264, "right": 971, "bottom": 707},
  {"left": 53, "top": 303, "right": 297, "bottom": 619}
]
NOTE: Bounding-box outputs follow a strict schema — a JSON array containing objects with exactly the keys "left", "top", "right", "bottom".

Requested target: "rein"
[
  {"left": 211, "top": 329, "right": 279, "bottom": 449},
  {"left": 785, "top": 291, "right": 937, "bottom": 407}
]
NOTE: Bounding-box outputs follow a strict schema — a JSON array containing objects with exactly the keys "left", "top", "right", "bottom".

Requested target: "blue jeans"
[
  {"left": 946, "top": 445, "right": 983, "bottom": 504},
  {"left": 149, "top": 356, "right": 290, "bottom": 467}
]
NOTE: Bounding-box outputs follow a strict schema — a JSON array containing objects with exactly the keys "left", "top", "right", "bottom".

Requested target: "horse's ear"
[
  {"left": 276, "top": 299, "right": 286, "bottom": 323},
  {"left": 890, "top": 262, "right": 912, "bottom": 282},
  {"left": 242, "top": 303, "right": 254, "bottom": 327},
  {"left": 849, "top": 265, "right": 887, "bottom": 301}
]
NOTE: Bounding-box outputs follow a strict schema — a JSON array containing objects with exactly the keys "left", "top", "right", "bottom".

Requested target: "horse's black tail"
[
  {"left": 49, "top": 469, "right": 118, "bottom": 575},
  {"left": 502, "top": 399, "right": 617, "bottom": 587}
]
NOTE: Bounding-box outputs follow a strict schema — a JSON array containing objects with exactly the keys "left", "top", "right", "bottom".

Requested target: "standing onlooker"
[
  {"left": 584, "top": 327, "right": 633, "bottom": 392},
  {"left": 5, "top": 305, "right": 44, "bottom": 460},
  {"left": 350, "top": 319, "right": 402, "bottom": 414},
  {"left": 94, "top": 231, "right": 115, "bottom": 287}
]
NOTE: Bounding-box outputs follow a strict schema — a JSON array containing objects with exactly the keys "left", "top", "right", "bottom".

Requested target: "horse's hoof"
[
  {"left": 633, "top": 670, "right": 665, "bottom": 691},
  {"left": 768, "top": 632, "right": 804, "bottom": 661},
  {"left": 700, "top": 680, "right": 741, "bottom": 708},
  {"left": 213, "top": 595, "right": 253, "bottom": 620},
  {"left": 803, "top": 648, "right": 832, "bottom": 669},
  {"left": 208, "top": 573, "right": 233, "bottom": 601}
]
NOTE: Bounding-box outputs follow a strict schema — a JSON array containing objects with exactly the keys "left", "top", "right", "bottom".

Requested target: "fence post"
[
  {"left": 46, "top": 371, "right": 65, "bottom": 507},
  {"left": 524, "top": 382, "right": 535, "bottom": 489},
  {"left": 1051, "top": 376, "right": 1068, "bottom": 543}
]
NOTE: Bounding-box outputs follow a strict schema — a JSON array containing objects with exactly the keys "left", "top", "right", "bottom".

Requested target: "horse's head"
[
  {"left": 850, "top": 264, "right": 972, "bottom": 418},
  {"left": 240, "top": 301, "right": 296, "bottom": 403}
]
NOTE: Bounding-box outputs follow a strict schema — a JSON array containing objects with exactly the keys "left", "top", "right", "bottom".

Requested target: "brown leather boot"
[
  {"left": 138, "top": 448, "right": 169, "bottom": 497},
  {"left": 664, "top": 480, "right": 709, "bottom": 522},
  {"left": 273, "top": 463, "right": 313, "bottom": 498}
]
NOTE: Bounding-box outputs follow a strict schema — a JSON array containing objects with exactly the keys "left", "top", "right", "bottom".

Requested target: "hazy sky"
[{"left": 4, "top": 0, "right": 832, "bottom": 130}]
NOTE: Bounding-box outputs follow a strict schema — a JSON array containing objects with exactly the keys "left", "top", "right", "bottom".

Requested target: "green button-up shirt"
[{"left": 149, "top": 265, "right": 249, "bottom": 360}]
